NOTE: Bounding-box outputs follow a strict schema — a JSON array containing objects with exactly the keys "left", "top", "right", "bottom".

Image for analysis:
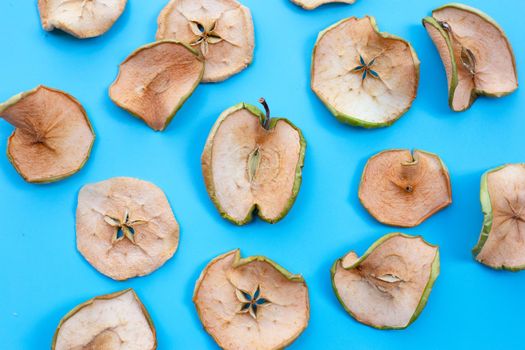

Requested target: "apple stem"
[{"left": 259, "top": 98, "right": 271, "bottom": 130}]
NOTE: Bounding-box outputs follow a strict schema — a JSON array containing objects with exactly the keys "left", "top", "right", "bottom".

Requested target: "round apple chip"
[
  {"left": 359, "top": 149, "right": 452, "bottom": 227},
  {"left": 311, "top": 16, "right": 420, "bottom": 128},
  {"left": 109, "top": 41, "right": 204, "bottom": 131},
  {"left": 52, "top": 289, "right": 156, "bottom": 350},
  {"left": 193, "top": 249, "right": 309, "bottom": 349},
  {"left": 0, "top": 86, "right": 94, "bottom": 183},
  {"left": 156, "top": 0, "right": 255, "bottom": 82},
  {"left": 76, "top": 177, "right": 180, "bottom": 280},
  {"left": 473, "top": 164, "right": 525, "bottom": 270},
  {"left": 290, "top": 0, "right": 356, "bottom": 10},
  {"left": 331, "top": 233, "right": 440, "bottom": 329},
  {"left": 202, "top": 99, "right": 306, "bottom": 225},
  {"left": 423, "top": 4, "right": 518, "bottom": 111},
  {"left": 38, "top": 0, "right": 127, "bottom": 39}
]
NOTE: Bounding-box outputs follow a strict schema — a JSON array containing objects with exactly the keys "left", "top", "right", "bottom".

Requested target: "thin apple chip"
[{"left": 290, "top": 0, "right": 356, "bottom": 10}]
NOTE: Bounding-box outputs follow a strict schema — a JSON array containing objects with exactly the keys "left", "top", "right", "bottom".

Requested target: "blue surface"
[{"left": 0, "top": 0, "right": 524, "bottom": 349}]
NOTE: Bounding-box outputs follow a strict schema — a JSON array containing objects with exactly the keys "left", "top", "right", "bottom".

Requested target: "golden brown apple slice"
[
  {"left": 76, "top": 177, "right": 180, "bottom": 280},
  {"left": 52, "top": 289, "right": 156, "bottom": 350},
  {"left": 311, "top": 16, "right": 419, "bottom": 127},
  {"left": 202, "top": 99, "right": 306, "bottom": 225},
  {"left": 0, "top": 86, "right": 94, "bottom": 183},
  {"left": 331, "top": 233, "right": 440, "bottom": 329},
  {"left": 359, "top": 149, "right": 452, "bottom": 227},
  {"left": 109, "top": 41, "right": 204, "bottom": 131},
  {"left": 290, "top": 0, "right": 356, "bottom": 10},
  {"left": 38, "top": 0, "right": 127, "bottom": 39},
  {"left": 194, "top": 249, "right": 309, "bottom": 349},
  {"left": 156, "top": 0, "right": 254, "bottom": 82},
  {"left": 423, "top": 4, "right": 518, "bottom": 111},
  {"left": 473, "top": 164, "right": 525, "bottom": 270}
]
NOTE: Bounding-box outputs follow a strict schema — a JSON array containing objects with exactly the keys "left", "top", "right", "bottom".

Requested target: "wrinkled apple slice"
[
  {"left": 423, "top": 4, "right": 518, "bottom": 112},
  {"left": 290, "top": 0, "right": 356, "bottom": 10},
  {"left": 359, "top": 149, "right": 452, "bottom": 227},
  {"left": 76, "top": 177, "right": 180, "bottom": 280},
  {"left": 0, "top": 86, "right": 94, "bottom": 183},
  {"left": 52, "top": 289, "right": 156, "bottom": 350},
  {"left": 202, "top": 99, "right": 306, "bottom": 225},
  {"left": 38, "top": 0, "right": 127, "bottom": 39},
  {"left": 331, "top": 233, "right": 440, "bottom": 329},
  {"left": 109, "top": 41, "right": 204, "bottom": 131},
  {"left": 473, "top": 164, "right": 525, "bottom": 270},
  {"left": 194, "top": 249, "right": 309, "bottom": 349},
  {"left": 311, "top": 16, "right": 420, "bottom": 128},
  {"left": 156, "top": 0, "right": 254, "bottom": 82}
]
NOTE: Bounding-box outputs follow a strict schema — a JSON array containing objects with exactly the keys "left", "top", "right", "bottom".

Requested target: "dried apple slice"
[
  {"left": 76, "top": 177, "right": 180, "bottom": 280},
  {"left": 311, "top": 16, "right": 420, "bottom": 128},
  {"left": 359, "top": 149, "right": 452, "bottom": 227},
  {"left": 331, "top": 233, "right": 440, "bottom": 329},
  {"left": 473, "top": 164, "right": 525, "bottom": 270},
  {"left": 109, "top": 41, "right": 204, "bottom": 131},
  {"left": 290, "top": 0, "right": 356, "bottom": 10},
  {"left": 52, "top": 289, "right": 156, "bottom": 350},
  {"left": 38, "top": 0, "right": 127, "bottom": 39},
  {"left": 193, "top": 249, "right": 309, "bottom": 349},
  {"left": 156, "top": 0, "right": 254, "bottom": 82},
  {"left": 202, "top": 99, "right": 306, "bottom": 225},
  {"left": 423, "top": 4, "right": 518, "bottom": 111},
  {"left": 0, "top": 86, "right": 94, "bottom": 183}
]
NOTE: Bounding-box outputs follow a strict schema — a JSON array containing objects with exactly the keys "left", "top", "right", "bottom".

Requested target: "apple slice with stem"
[
  {"left": 202, "top": 99, "right": 306, "bottom": 225},
  {"left": 423, "top": 4, "right": 518, "bottom": 111}
]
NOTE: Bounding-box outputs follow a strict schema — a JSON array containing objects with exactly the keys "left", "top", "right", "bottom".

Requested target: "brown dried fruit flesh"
[
  {"left": 0, "top": 86, "right": 94, "bottom": 183},
  {"left": 423, "top": 4, "right": 518, "bottom": 111},
  {"left": 52, "top": 289, "right": 156, "bottom": 350},
  {"left": 359, "top": 149, "right": 452, "bottom": 227},
  {"left": 331, "top": 233, "right": 440, "bottom": 329},
  {"left": 38, "top": 0, "right": 127, "bottom": 39},
  {"left": 473, "top": 164, "right": 525, "bottom": 270},
  {"left": 156, "top": 0, "right": 255, "bottom": 82},
  {"left": 193, "top": 249, "right": 309, "bottom": 350},
  {"left": 311, "top": 16, "right": 420, "bottom": 128},
  {"left": 202, "top": 100, "right": 306, "bottom": 225},
  {"left": 109, "top": 41, "right": 204, "bottom": 131},
  {"left": 76, "top": 177, "right": 180, "bottom": 280},
  {"left": 290, "top": 0, "right": 356, "bottom": 10}
]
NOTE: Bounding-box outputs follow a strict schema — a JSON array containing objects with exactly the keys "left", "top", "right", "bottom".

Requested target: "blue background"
[{"left": 0, "top": 0, "right": 524, "bottom": 348}]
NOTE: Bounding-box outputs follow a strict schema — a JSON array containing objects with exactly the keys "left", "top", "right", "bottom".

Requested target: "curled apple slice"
[
  {"left": 157, "top": 0, "right": 254, "bottom": 82},
  {"left": 423, "top": 4, "right": 518, "bottom": 111},
  {"left": 331, "top": 233, "right": 440, "bottom": 329},
  {"left": 109, "top": 41, "right": 204, "bottom": 131},
  {"left": 359, "top": 149, "right": 452, "bottom": 227},
  {"left": 290, "top": 0, "right": 356, "bottom": 10},
  {"left": 202, "top": 99, "right": 306, "bottom": 225},
  {"left": 52, "top": 289, "right": 156, "bottom": 350},
  {"left": 0, "top": 86, "right": 94, "bottom": 183},
  {"left": 194, "top": 249, "right": 309, "bottom": 350},
  {"left": 76, "top": 177, "right": 180, "bottom": 280},
  {"left": 473, "top": 164, "right": 525, "bottom": 270},
  {"left": 38, "top": 0, "right": 127, "bottom": 39},
  {"left": 311, "top": 16, "right": 419, "bottom": 128}
]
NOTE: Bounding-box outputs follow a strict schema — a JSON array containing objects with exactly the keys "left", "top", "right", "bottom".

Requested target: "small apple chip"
[
  {"left": 38, "top": 0, "right": 127, "bottom": 39},
  {"left": 290, "top": 0, "right": 356, "bottom": 10},
  {"left": 423, "top": 4, "right": 518, "bottom": 111},
  {"left": 311, "top": 16, "right": 420, "bottom": 128},
  {"left": 473, "top": 164, "right": 525, "bottom": 270},
  {"left": 0, "top": 86, "right": 94, "bottom": 183},
  {"left": 156, "top": 0, "right": 255, "bottom": 82},
  {"left": 52, "top": 289, "right": 156, "bottom": 350},
  {"left": 76, "top": 177, "right": 180, "bottom": 280},
  {"left": 193, "top": 249, "right": 309, "bottom": 349},
  {"left": 359, "top": 149, "right": 452, "bottom": 227},
  {"left": 331, "top": 233, "right": 440, "bottom": 329},
  {"left": 109, "top": 41, "right": 204, "bottom": 131},
  {"left": 202, "top": 99, "right": 306, "bottom": 225}
]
